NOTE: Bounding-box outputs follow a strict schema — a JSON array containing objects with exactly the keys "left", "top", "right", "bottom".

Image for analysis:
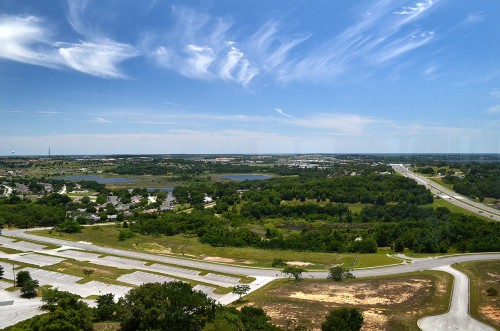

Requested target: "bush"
[
  {"left": 322, "top": 308, "right": 363, "bottom": 331},
  {"left": 486, "top": 287, "right": 497, "bottom": 296}
]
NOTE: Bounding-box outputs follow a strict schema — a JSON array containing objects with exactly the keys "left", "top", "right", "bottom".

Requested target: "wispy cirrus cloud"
[
  {"left": 58, "top": 39, "right": 137, "bottom": 78},
  {"left": 0, "top": 16, "right": 59, "bottom": 67},
  {"left": 0, "top": 9, "right": 137, "bottom": 78},
  {"left": 275, "top": 108, "right": 293, "bottom": 117},
  {"left": 146, "top": 7, "right": 259, "bottom": 86}
]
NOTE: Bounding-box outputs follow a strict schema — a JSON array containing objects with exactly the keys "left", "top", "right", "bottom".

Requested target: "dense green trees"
[
  {"left": 328, "top": 266, "right": 354, "bottom": 282},
  {"left": 117, "top": 281, "right": 220, "bottom": 331},
  {"left": 321, "top": 308, "right": 363, "bottom": 331}
]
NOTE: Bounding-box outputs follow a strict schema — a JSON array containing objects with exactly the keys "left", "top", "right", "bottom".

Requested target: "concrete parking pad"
[
  {"left": 81, "top": 281, "right": 131, "bottom": 298},
  {"left": 203, "top": 273, "right": 240, "bottom": 285},
  {"left": 22, "top": 267, "right": 82, "bottom": 284},
  {"left": 193, "top": 285, "right": 221, "bottom": 299},
  {"left": 58, "top": 249, "right": 101, "bottom": 260},
  {"left": 8, "top": 253, "right": 64, "bottom": 266},
  {"left": 149, "top": 263, "right": 200, "bottom": 277},
  {"left": 118, "top": 271, "right": 176, "bottom": 286},
  {"left": 0, "top": 300, "right": 45, "bottom": 328},
  {"left": 99, "top": 255, "right": 147, "bottom": 268},
  {"left": 0, "top": 238, "right": 46, "bottom": 252},
  {"left": 0, "top": 261, "right": 17, "bottom": 280}
]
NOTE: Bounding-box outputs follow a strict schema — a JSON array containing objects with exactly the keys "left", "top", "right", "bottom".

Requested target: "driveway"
[{"left": 418, "top": 265, "right": 495, "bottom": 331}]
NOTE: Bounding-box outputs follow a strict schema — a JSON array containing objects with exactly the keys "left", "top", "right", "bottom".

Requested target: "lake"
[
  {"left": 221, "top": 174, "right": 271, "bottom": 181},
  {"left": 56, "top": 175, "right": 137, "bottom": 184}
]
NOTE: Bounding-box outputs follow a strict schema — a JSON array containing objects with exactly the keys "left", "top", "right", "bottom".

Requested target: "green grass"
[
  {"left": 238, "top": 270, "right": 453, "bottom": 331},
  {"left": 29, "top": 226, "right": 400, "bottom": 269},
  {"left": 453, "top": 260, "right": 500, "bottom": 329},
  {"left": 429, "top": 198, "right": 493, "bottom": 222},
  {"left": 429, "top": 177, "right": 453, "bottom": 190},
  {"left": 0, "top": 247, "right": 24, "bottom": 254}
]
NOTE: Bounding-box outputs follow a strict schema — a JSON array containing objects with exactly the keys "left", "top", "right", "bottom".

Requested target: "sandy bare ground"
[
  {"left": 252, "top": 275, "right": 449, "bottom": 331},
  {"left": 203, "top": 256, "right": 253, "bottom": 264},
  {"left": 286, "top": 261, "right": 314, "bottom": 267}
]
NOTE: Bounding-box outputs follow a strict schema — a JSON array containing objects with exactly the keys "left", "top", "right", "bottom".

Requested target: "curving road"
[
  {"left": 418, "top": 265, "right": 495, "bottom": 331},
  {"left": 391, "top": 164, "right": 500, "bottom": 222},
  {"left": 2, "top": 229, "right": 499, "bottom": 330},
  {"left": 3, "top": 229, "right": 499, "bottom": 279}
]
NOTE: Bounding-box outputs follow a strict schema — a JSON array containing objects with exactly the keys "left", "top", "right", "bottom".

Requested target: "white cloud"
[
  {"left": 486, "top": 105, "right": 500, "bottom": 115},
  {"left": 0, "top": 14, "right": 137, "bottom": 79},
  {"left": 58, "top": 39, "right": 137, "bottom": 78},
  {"left": 394, "top": 1, "right": 435, "bottom": 16},
  {"left": 275, "top": 108, "right": 292, "bottom": 117},
  {"left": 93, "top": 117, "right": 112, "bottom": 123},
  {"left": 0, "top": 15, "right": 60, "bottom": 67}
]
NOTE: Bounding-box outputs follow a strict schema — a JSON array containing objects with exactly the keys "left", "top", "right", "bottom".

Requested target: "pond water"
[
  {"left": 220, "top": 174, "right": 271, "bottom": 181},
  {"left": 147, "top": 187, "right": 173, "bottom": 192},
  {"left": 56, "top": 175, "right": 137, "bottom": 184}
]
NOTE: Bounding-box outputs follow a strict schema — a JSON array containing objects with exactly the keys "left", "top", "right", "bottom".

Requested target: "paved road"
[
  {"left": 391, "top": 164, "right": 500, "bottom": 222},
  {"left": 418, "top": 265, "right": 495, "bottom": 331},
  {"left": 4, "top": 229, "right": 500, "bottom": 279},
  {"left": 2, "top": 230, "right": 499, "bottom": 330}
]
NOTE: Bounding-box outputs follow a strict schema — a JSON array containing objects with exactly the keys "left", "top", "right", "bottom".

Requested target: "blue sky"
[{"left": 1, "top": 0, "right": 499, "bottom": 155}]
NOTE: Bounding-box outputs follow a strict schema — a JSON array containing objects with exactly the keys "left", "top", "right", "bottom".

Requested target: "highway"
[{"left": 391, "top": 164, "right": 500, "bottom": 222}]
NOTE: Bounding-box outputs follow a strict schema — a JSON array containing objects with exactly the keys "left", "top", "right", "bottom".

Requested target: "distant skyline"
[{"left": 1, "top": 0, "right": 499, "bottom": 155}]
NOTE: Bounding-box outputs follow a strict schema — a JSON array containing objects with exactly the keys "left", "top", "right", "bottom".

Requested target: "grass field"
[
  {"left": 29, "top": 226, "right": 400, "bottom": 269},
  {"left": 430, "top": 198, "right": 493, "bottom": 222},
  {"left": 453, "top": 260, "right": 500, "bottom": 329},
  {"left": 237, "top": 270, "right": 453, "bottom": 331}
]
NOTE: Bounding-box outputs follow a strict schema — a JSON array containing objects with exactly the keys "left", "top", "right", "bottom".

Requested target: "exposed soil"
[
  {"left": 202, "top": 256, "right": 253, "bottom": 264},
  {"left": 480, "top": 305, "right": 500, "bottom": 326},
  {"left": 245, "top": 274, "right": 449, "bottom": 331},
  {"left": 286, "top": 261, "right": 314, "bottom": 267}
]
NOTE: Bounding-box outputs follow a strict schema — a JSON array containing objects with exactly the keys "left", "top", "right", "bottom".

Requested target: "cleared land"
[
  {"left": 239, "top": 271, "right": 453, "bottom": 331},
  {"left": 31, "top": 226, "right": 400, "bottom": 269},
  {"left": 454, "top": 260, "right": 500, "bottom": 329}
]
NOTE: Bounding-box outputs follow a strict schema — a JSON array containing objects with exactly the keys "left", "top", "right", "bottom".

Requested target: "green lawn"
[
  {"left": 29, "top": 226, "right": 400, "bottom": 269},
  {"left": 453, "top": 260, "right": 500, "bottom": 329},
  {"left": 430, "top": 199, "right": 493, "bottom": 222}
]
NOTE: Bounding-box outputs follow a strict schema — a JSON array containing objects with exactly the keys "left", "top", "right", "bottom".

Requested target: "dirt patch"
[
  {"left": 287, "top": 261, "right": 314, "bottom": 267},
  {"left": 480, "top": 305, "right": 500, "bottom": 326},
  {"left": 246, "top": 275, "right": 447, "bottom": 331},
  {"left": 289, "top": 280, "right": 431, "bottom": 306},
  {"left": 362, "top": 310, "right": 389, "bottom": 331},
  {"left": 202, "top": 256, "right": 253, "bottom": 264}
]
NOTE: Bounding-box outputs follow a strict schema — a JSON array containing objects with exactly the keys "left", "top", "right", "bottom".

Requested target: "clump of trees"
[
  {"left": 10, "top": 282, "right": 324, "bottom": 331},
  {"left": 16, "top": 270, "right": 39, "bottom": 298}
]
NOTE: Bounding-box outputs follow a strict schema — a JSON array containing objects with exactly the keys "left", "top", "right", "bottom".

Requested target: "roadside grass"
[
  {"left": 30, "top": 227, "right": 400, "bottom": 269},
  {"left": 453, "top": 260, "right": 500, "bottom": 329},
  {"left": 429, "top": 199, "right": 493, "bottom": 222},
  {"left": 237, "top": 270, "right": 453, "bottom": 331},
  {"left": 429, "top": 177, "right": 453, "bottom": 190}
]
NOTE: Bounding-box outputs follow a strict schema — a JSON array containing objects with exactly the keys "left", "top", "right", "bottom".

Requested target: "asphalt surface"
[
  {"left": 4, "top": 229, "right": 500, "bottom": 279},
  {"left": 418, "top": 265, "right": 495, "bottom": 331},
  {"left": 391, "top": 164, "right": 500, "bottom": 222},
  {"left": 1, "top": 229, "right": 499, "bottom": 329}
]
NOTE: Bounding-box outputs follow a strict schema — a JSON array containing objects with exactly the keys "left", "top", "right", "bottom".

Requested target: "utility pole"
[{"left": 12, "top": 264, "right": 15, "bottom": 287}]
